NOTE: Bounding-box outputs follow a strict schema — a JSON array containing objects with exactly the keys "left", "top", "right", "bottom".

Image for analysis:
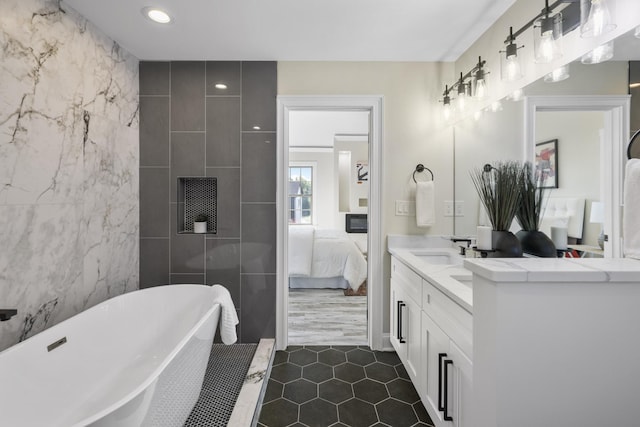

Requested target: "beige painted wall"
[
  {"left": 536, "top": 111, "right": 605, "bottom": 246},
  {"left": 278, "top": 61, "right": 454, "bottom": 334}
]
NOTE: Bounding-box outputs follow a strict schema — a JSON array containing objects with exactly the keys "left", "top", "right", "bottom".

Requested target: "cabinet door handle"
[
  {"left": 438, "top": 353, "right": 447, "bottom": 412},
  {"left": 398, "top": 301, "right": 406, "bottom": 343},
  {"left": 443, "top": 359, "right": 454, "bottom": 422}
]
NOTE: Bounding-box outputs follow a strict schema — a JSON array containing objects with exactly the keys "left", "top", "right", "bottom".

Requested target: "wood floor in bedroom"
[{"left": 288, "top": 289, "right": 367, "bottom": 345}]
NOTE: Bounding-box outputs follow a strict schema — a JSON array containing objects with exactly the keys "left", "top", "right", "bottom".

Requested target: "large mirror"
[{"left": 453, "top": 28, "right": 640, "bottom": 258}]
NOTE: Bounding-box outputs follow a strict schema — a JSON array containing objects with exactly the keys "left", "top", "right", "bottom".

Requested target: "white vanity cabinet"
[
  {"left": 390, "top": 257, "right": 422, "bottom": 383},
  {"left": 390, "top": 255, "right": 473, "bottom": 427}
]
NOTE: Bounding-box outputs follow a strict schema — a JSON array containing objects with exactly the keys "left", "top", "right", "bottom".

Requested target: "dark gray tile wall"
[{"left": 139, "top": 61, "right": 277, "bottom": 343}]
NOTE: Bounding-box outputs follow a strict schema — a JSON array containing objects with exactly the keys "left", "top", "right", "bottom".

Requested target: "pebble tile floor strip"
[
  {"left": 259, "top": 346, "right": 434, "bottom": 427},
  {"left": 184, "top": 343, "right": 257, "bottom": 426}
]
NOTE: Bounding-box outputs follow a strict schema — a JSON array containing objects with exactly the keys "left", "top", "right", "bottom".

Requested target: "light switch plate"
[
  {"left": 395, "top": 200, "right": 416, "bottom": 216},
  {"left": 444, "top": 200, "right": 454, "bottom": 217}
]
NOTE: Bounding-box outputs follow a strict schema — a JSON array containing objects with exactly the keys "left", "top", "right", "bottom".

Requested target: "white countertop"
[
  {"left": 464, "top": 257, "right": 640, "bottom": 283},
  {"left": 388, "top": 235, "right": 640, "bottom": 313},
  {"left": 388, "top": 235, "right": 473, "bottom": 313}
]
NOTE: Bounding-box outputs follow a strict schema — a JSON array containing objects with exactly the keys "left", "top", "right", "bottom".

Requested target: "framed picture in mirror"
[{"left": 535, "top": 139, "right": 558, "bottom": 188}]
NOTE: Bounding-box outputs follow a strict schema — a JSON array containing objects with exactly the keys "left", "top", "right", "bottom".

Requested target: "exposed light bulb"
[
  {"left": 215, "top": 83, "right": 228, "bottom": 90},
  {"left": 544, "top": 65, "right": 570, "bottom": 83},
  {"left": 534, "top": 8, "right": 563, "bottom": 64},
  {"left": 490, "top": 101, "right": 503, "bottom": 112},
  {"left": 581, "top": 0, "right": 615, "bottom": 38},
  {"left": 539, "top": 31, "right": 556, "bottom": 62},
  {"left": 475, "top": 78, "right": 487, "bottom": 99},
  {"left": 443, "top": 103, "right": 452, "bottom": 121},
  {"left": 456, "top": 81, "right": 468, "bottom": 113},
  {"left": 581, "top": 41, "right": 614, "bottom": 64},
  {"left": 505, "top": 54, "right": 521, "bottom": 81}
]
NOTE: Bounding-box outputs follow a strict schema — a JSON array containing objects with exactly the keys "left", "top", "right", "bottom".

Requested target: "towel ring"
[
  {"left": 628, "top": 129, "right": 640, "bottom": 160},
  {"left": 413, "top": 164, "right": 434, "bottom": 183}
]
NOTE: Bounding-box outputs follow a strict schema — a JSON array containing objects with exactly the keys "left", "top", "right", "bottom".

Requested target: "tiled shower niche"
[{"left": 178, "top": 177, "right": 217, "bottom": 234}]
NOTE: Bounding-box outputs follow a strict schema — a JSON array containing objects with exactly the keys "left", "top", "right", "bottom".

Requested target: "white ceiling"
[
  {"left": 62, "top": 0, "right": 517, "bottom": 61},
  {"left": 289, "top": 111, "right": 369, "bottom": 147}
]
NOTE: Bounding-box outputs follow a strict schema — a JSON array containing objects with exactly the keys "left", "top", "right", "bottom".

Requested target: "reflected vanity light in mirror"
[
  {"left": 581, "top": 41, "right": 614, "bottom": 64},
  {"left": 508, "top": 88, "right": 524, "bottom": 101},
  {"left": 581, "top": 0, "right": 616, "bottom": 38},
  {"left": 490, "top": 101, "right": 503, "bottom": 112},
  {"left": 544, "top": 65, "right": 570, "bottom": 83}
]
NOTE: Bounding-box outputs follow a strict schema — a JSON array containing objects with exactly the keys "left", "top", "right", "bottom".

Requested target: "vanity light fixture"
[
  {"left": 581, "top": 40, "right": 614, "bottom": 64},
  {"left": 533, "top": 0, "right": 563, "bottom": 63},
  {"left": 544, "top": 64, "right": 570, "bottom": 82},
  {"left": 456, "top": 73, "right": 469, "bottom": 113},
  {"left": 439, "top": 59, "right": 488, "bottom": 120},
  {"left": 214, "top": 83, "right": 228, "bottom": 90},
  {"left": 441, "top": 85, "right": 453, "bottom": 121},
  {"left": 580, "top": 0, "right": 616, "bottom": 38},
  {"left": 473, "top": 57, "right": 488, "bottom": 99},
  {"left": 142, "top": 7, "right": 172, "bottom": 24},
  {"left": 500, "top": 27, "right": 524, "bottom": 82}
]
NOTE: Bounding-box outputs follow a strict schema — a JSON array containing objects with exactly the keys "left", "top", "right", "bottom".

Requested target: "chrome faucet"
[{"left": 0, "top": 309, "right": 18, "bottom": 321}]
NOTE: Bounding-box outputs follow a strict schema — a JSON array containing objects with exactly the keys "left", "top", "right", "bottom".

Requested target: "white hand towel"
[
  {"left": 211, "top": 284, "right": 239, "bottom": 344},
  {"left": 416, "top": 181, "right": 435, "bottom": 227},
  {"left": 624, "top": 159, "right": 640, "bottom": 260}
]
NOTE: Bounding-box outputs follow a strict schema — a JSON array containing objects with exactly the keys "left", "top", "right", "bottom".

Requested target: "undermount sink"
[{"left": 409, "top": 250, "right": 463, "bottom": 266}]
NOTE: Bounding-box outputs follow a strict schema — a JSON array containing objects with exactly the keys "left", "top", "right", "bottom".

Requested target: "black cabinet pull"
[
  {"left": 396, "top": 301, "right": 402, "bottom": 341},
  {"left": 438, "top": 353, "right": 447, "bottom": 411},
  {"left": 443, "top": 359, "right": 454, "bottom": 422},
  {"left": 398, "top": 301, "right": 406, "bottom": 343}
]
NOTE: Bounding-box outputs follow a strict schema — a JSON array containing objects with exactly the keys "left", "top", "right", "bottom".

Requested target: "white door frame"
[
  {"left": 276, "top": 95, "right": 384, "bottom": 351},
  {"left": 524, "top": 95, "right": 630, "bottom": 258}
]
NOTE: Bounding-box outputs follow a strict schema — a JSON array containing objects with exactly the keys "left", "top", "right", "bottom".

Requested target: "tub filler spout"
[{"left": 0, "top": 309, "right": 17, "bottom": 321}]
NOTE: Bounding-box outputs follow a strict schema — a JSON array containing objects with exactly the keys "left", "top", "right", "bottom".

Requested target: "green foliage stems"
[
  {"left": 470, "top": 161, "right": 522, "bottom": 231},
  {"left": 516, "top": 162, "right": 547, "bottom": 231}
]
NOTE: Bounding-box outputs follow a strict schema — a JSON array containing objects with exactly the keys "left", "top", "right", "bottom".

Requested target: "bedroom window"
[{"left": 289, "top": 165, "right": 314, "bottom": 224}]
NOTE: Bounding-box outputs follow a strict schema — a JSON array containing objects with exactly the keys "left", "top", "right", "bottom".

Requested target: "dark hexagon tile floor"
[{"left": 259, "top": 346, "right": 434, "bottom": 427}]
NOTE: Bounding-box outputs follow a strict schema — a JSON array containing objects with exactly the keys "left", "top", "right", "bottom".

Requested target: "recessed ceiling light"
[
  {"left": 215, "top": 83, "right": 228, "bottom": 90},
  {"left": 142, "top": 7, "right": 171, "bottom": 24}
]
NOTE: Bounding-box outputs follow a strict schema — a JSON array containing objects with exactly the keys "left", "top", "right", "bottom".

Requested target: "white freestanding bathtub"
[{"left": 0, "top": 285, "right": 223, "bottom": 427}]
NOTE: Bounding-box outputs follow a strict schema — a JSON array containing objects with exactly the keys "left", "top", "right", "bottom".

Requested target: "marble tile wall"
[
  {"left": 0, "top": 0, "right": 139, "bottom": 351},
  {"left": 139, "top": 61, "right": 277, "bottom": 343}
]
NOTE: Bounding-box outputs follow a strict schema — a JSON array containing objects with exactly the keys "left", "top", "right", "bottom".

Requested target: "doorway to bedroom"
[{"left": 286, "top": 110, "right": 370, "bottom": 345}]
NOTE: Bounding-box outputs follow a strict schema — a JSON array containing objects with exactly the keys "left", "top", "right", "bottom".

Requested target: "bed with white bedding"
[{"left": 288, "top": 226, "right": 367, "bottom": 291}]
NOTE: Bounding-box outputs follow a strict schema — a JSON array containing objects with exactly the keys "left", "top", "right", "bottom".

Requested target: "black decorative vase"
[
  {"left": 516, "top": 230, "right": 557, "bottom": 258},
  {"left": 489, "top": 231, "right": 523, "bottom": 258}
]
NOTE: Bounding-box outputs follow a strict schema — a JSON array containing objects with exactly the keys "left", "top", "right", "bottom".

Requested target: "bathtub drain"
[{"left": 47, "top": 337, "right": 67, "bottom": 352}]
